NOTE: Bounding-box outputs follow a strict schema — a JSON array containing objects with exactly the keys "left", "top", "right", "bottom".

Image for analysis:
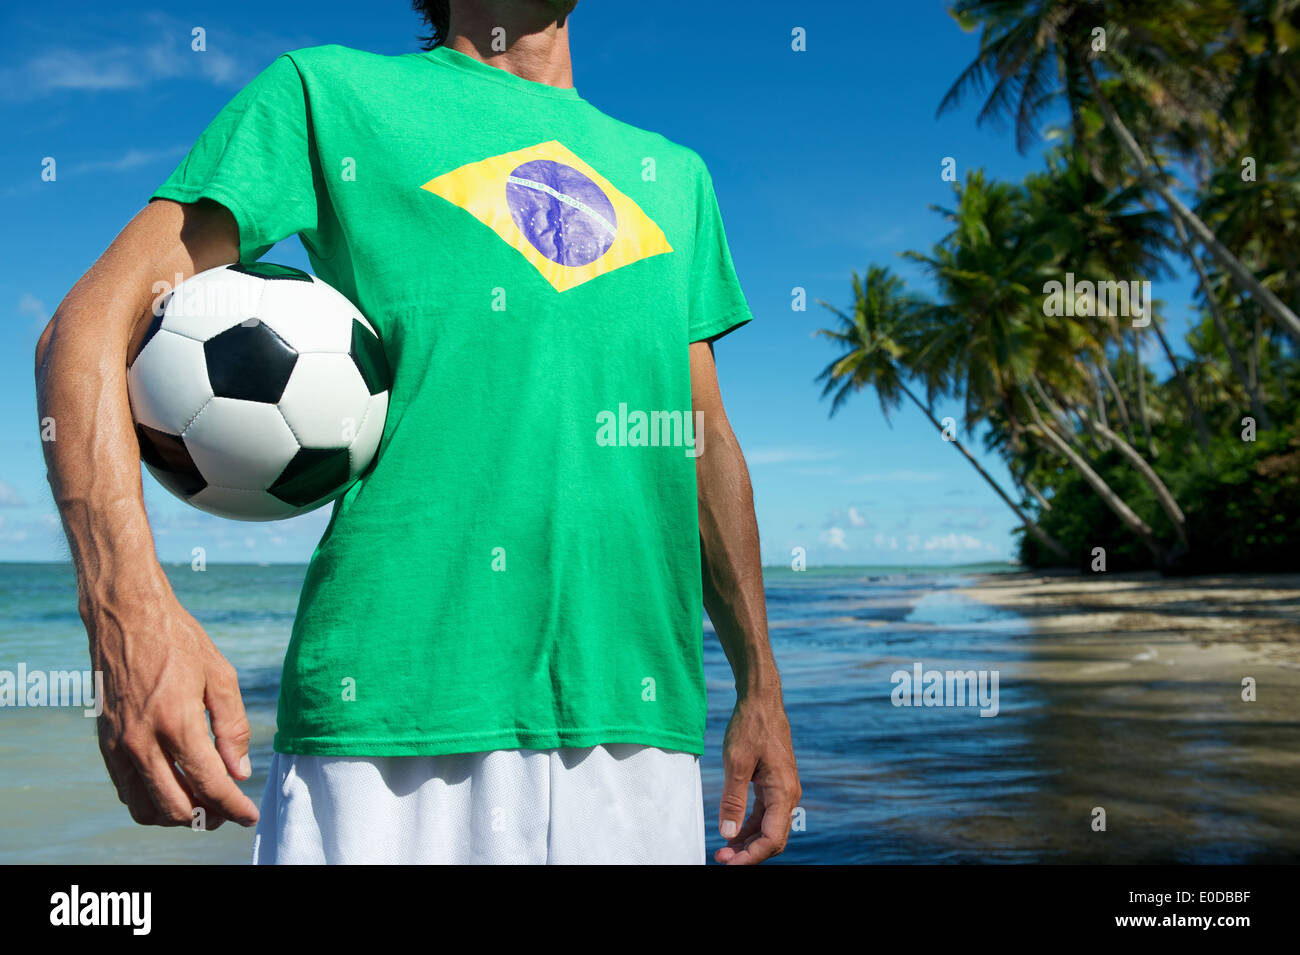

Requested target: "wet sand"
[
  {"left": 961, "top": 571, "right": 1300, "bottom": 656},
  {"left": 955, "top": 570, "right": 1300, "bottom": 862}
]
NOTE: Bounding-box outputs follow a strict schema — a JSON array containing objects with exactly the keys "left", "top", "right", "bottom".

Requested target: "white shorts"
[{"left": 251, "top": 744, "right": 705, "bottom": 864}]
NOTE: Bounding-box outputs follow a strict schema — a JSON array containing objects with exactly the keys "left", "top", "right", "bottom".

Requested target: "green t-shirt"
[{"left": 151, "top": 43, "right": 753, "bottom": 756}]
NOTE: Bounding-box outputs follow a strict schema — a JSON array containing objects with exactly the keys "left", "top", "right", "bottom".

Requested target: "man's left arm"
[{"left": 690, "top": 339, "right": 801, "bottom": 865}]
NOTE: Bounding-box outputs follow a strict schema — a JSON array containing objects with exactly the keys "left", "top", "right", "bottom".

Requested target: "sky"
[{"left": 0, "top": 0, "right": 1202, "bottom": 566}]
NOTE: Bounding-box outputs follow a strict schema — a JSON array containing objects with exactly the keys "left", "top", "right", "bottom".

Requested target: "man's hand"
[
  {"left": 716, "top": 692, "right": 800, "bottom": 864},
  {"left": 89, "top": 583, "right": 259, "bottom": 829}
]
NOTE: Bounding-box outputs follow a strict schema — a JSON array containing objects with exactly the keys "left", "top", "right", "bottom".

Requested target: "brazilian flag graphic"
[{"left": 420, "top": 140, "right": 673, "bottom": 292}]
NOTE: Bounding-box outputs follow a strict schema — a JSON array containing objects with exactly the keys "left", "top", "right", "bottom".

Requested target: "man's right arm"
[{"left": 35, "top": 197, "right": 260, "bottom": 828}]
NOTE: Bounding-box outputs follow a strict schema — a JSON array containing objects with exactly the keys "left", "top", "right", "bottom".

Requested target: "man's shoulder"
[
  {"left": 276, "top": 43, "right": 422, "bottom": 83},
  {"left": 586, "top": 109, "right": 709, "bottom": 180}
]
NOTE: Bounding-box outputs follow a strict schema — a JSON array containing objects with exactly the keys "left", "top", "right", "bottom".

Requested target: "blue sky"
[{"left": 1, "top": 0, "right": 1201, "bottom": 566}]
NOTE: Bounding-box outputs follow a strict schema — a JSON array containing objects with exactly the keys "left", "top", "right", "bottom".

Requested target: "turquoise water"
[{"left": 2, "top": 561, "right": 1297, "bottom": 864}]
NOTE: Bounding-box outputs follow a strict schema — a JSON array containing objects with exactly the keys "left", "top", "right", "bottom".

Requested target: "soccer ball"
[{"left": 126, "top": 262, "right": 390, "bottom": 521}]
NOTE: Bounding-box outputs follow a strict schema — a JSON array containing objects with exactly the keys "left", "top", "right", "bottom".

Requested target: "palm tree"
[
  {"left": 1022, "top": 147, "right": 1172, "bottom": 448},
  {"left": 1019, "top": 386, "right": 1164, "bottom": 557},
  {"left": 913, "top": 169, "right": 1194, "bottom": 558},
  {"left": 814, "top": 265, "right": 1070, "bottom": 561},
  {"left": 1032, "top": 373, "right": 1189, "bottom": 553},
  {"left": 901, "top": 172, "right": 1178, "bottom": 559},
  {"left": 939, "top": 0, "right": 1300, "bottom": 346},
  {"left": 1063, "top": 97, "right": 1221, "bottom": 450},
  {"left": 1174, "top": 207, "right": 1275, "bottom": 428},
  {"left": 1017, "top": 147, "right": 1200, "bottom": 542},
  {"left": 1217, "top": 1, "right": 1300, "bottom": 186}
]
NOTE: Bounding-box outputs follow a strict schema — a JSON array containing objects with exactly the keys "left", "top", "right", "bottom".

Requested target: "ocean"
[{"left": 2, "top": 561, "right": 1297, "bottom": 864}]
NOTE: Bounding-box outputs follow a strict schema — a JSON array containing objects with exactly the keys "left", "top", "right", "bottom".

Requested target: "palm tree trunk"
[
  {"left": 1092, "top": 370, "right": 1111, "bottom": 450},
  {"left": 1024, "top": 479, "right": 1053, "bottom": 512},
  {"left": 1083, "top": 59, "right": 1300, "bottom": 348},
  {"left": 1255, "top": 293, "right": 1292, "bottom": 403},
  {"left": 900, "top": 384, "right": 1069, "bottom": 561},
  {"left": 1169, "top": 209, "right": 1274, "bottom": 429},
  {"left": 1152, "top": 321, "right": 1212, "bottom": 453},
  {"left": 1023, "top": 393, "right": 1163, "bottom": 560},
  {"left": 1082, "top": 414, "right": 1189, "bottom": 551},
  {"left": 1250, "top": 309, "right": 1261, "bottom": 394},
  {"left": 1097, "top": 359, "right": 1136, "bottom": 444},
  {"left": 1034, "top": 378, "right": 1105, "bottom": 459},
  {"left": 1033, "top": 377, "right": 1188, "bottom": 551},
  {"left": 1130, "top": 331, "right": 1155, "bottom": 457}
]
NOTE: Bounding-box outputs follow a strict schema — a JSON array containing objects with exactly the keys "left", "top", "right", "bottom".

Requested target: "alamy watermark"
[
  {"left": 50, "top": 885, "right": 150, "bottom": 935},
  {"left": 596, "top": 404, "right": 704, "bottom": 457},
  {"left": 0, "top": 663, "right": 103, "bottom": 716},
  {"left": 1042, "top": 272, "right": 1151, "bottom": 327},
  {"left": 890, "top": 662, "right": 999, "bottom": 717}
]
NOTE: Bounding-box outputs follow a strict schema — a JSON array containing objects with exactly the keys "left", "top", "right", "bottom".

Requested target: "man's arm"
[
  {"left": 34, "top": 198, "right": 259, "bottom": 829},
  {"left": 690, "top": 339, "right": 800, "bottom": 865}
]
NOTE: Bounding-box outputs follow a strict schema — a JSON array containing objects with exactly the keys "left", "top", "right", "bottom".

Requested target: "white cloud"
[
  {"left": 23, "top": 48, "right": 141, "bottom": 92},
  {"left": 18, "top": 294, "right": 48, "bottom": 324},
  {"left": 847, "top": 506, "right": 865, "bottom": 526},
  {"left": 922, "top": 533, "right": 996, "bottom": 552},
  {"left": 1, "top": 15, "right": 303, "bottom": 100},
  {"left": 820, "top": 526, "right": 849, "bottom": 550},
  {"left": 11, "top": 43, "right": 243, "bottom": 97},
  {"left": 748, "top": 446, "right": 841, "bottom": 465},
  {"left": 0, "top": 482, "right": 25, "bottom": 507},
  {"left": 67, "top": 146, "right": 189, "bottom": 175}
]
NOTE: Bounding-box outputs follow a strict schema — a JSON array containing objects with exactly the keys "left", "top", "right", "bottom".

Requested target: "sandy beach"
[
  {"left": 961, "top": 570, "right": 1300, "bottom": 664},
  {"left": 950, "top": 570, "right": 1300, "bottom": 862}
]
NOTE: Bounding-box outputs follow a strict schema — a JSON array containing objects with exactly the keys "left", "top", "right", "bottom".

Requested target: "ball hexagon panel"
[
  {"left": 161, "top": 267, "right": 267, "bottom": 342},
  {"left": 127, "top": 329, "right": 213, "bottom": 434},
  {"left": 183, "top": 397, "right": 301, "bottom": 490},
  {"left": 349, "top": 391, "right": 389, "bottom": 478},
  {"left": 204, "top": 320, "right": 299, "bottom": 403},
  {"left": 350, "top": 319, "right": 391, "bottom": 396},
  {"left": 269, "top": 447, "right": 353, "bottom": 508},
  {"left": 278, "top": 353, "right": 371, "bottom": 449},
  {"left": 189, "top": 485, "right": 301, "bottom": 521}
]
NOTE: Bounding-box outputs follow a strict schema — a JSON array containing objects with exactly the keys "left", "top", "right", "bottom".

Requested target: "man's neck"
[{"left": 445, "top": 2, "right": 575, "bottom": 90}]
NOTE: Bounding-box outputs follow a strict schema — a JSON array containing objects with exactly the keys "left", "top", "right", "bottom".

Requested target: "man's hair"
[{"left": 412, "top": 0, "right": 451, "bottom": 50}]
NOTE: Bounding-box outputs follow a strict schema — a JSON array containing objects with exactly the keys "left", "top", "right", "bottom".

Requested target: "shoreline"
[
  {"left": 957, "top": 570, "right": 1300, "bottom": 664},
  {"left": 956, "top": 569, "right": 1300, "bottom": 704}
]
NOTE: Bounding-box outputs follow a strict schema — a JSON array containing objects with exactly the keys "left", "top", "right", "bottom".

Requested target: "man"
[{"left": 34, "top": 0, "right": 799, "bottom": 864}]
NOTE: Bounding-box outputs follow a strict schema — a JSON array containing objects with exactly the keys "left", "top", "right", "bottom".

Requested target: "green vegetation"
[{"left": 817, "top": 0, "right": 1300, "bottom": 573}]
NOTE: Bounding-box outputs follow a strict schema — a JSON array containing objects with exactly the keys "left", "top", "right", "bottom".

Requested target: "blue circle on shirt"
[{"left": 506, "top": 160, "right": 618, "bottom": 267}]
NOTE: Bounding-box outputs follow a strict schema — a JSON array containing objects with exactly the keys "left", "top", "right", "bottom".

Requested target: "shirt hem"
[
  {"left": 150, "top": 183, "right": 267, "bottom": 262},
  {"left": 272, "top": 726, "right": 706, "bottom": 758},
  {"left": 689, "top": 306, "right": 752, "bottom": 344}
]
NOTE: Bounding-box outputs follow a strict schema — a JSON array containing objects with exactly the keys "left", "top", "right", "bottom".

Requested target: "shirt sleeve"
[
  {"left": 150, "top": 53, "right": 323, "bottom": 263},
  {"left": 687, "top": 157, "right": 754, "bottom": 343}
]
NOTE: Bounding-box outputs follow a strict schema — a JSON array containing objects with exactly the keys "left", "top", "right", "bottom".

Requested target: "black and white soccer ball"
[{"left": 126, "top": 262, "right": 390, "bottom": 521}]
